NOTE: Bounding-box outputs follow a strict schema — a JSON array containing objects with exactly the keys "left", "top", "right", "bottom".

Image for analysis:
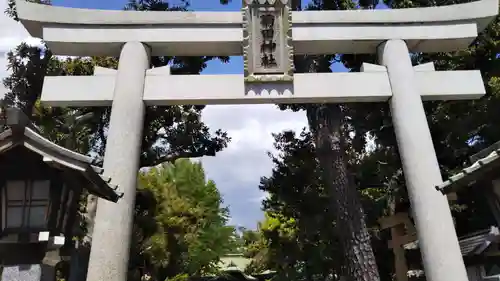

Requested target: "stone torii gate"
[{"left": 14, "top": 0, "right": 498, "bottom": 280}]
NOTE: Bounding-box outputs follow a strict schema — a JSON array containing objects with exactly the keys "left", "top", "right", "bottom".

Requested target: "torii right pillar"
[{"left": 378, "top": 39, "right": 467, "bottom": 281}]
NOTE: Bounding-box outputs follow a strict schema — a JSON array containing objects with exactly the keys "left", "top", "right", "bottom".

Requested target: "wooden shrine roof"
[
  {"left": 404, "top": 226, "right": 500, "bottom": 257},
  {"left": 437, "top": 141, "right": 500, "bottom": 194},
  {"left": 0, "top": 108, "right": 121, "bottom": 202}
]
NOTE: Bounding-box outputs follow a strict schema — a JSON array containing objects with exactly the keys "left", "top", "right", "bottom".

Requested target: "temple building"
[
  {"left": 380, "top": 140, "right": 500, "bottom": 281},
  {"left": 0, "top": 108, "right": 121, "bottom": 281},
  {"left": 198, "top": 254, "right": 275, "bottom": 281},
  {"left": 436, "top": 140, "right": 500, "bottom": 281}
]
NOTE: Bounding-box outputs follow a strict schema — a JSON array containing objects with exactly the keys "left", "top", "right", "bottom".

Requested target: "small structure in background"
[
  {"left": 380, "top": 213, "right": 500, "bottom": 281},
  {"left": 197, "top": 254, "right": 275, "bottom": 281},
  {"left": 380, "top": 140, "right": 500, "bottom": 281},
  {"left": 436, "top": 140, "right": 500, "bottom": 281},
  {"left": 379, "top": 212, "right": 417, "bottom": 281},
  {"left": 0, "top": 108, "right": 121, "bottom": 281}
]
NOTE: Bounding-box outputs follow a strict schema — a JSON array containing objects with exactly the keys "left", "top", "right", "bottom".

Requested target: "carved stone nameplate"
[{"left": 242, "top": 0, "right": 294, "bottom": 83}]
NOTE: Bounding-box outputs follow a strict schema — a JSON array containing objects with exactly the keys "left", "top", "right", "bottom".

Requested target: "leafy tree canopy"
[
  {"left": 3, "top": 0, "right": 231, "bottom": 167},
  {"left": 132, "top": 159, "right": 237, "bottom": 281}
]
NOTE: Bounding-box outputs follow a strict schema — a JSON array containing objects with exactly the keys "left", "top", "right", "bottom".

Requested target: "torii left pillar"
[{"left": 86, "top": 41, "right": 151, "bottom": 281}]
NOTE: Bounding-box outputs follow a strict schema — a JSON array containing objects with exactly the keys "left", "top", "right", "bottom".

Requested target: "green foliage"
[
  {"left": 265, "top": 0, "right": 500, "bottom": 280},
  {"left": 3, "top": 1, "right": 230, "bottom": 168},
  {"left": 169, "top": 273, "right": 190, "bottom": 281},
  {"left": 279, "top": 1, "right": 383, "bottom": 280},
  {"left": 253, "top": 130, "right": 396, "bottom": 281},
  {"left": 343, "top": 0, "right": 500, "bottom": 237},
  {"left": 132, "top": 159, "right": 235, "bottom": 281},
  {"left": 5, "top": 0, "right": 50, "bottom": 20},
  {"left": 255, "top": 132, "right": 335, "bottom": 280},
  {"left": 3, "top": 2, "right": 234, "bottom": 281},
  {"left": 5, "top": 0, "right": 500, "bottom": 280},
  {"left": 3, "top": 42, "right": 52, "bottom": 117}
]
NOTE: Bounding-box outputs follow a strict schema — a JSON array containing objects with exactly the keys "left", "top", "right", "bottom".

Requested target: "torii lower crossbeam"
[{"left": 41, "top": 63, "right": 485, "bottom": 106}]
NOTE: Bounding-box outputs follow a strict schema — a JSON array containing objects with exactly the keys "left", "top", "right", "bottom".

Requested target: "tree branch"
[{"left": 141, "top": 149, "right": 216, "bottom": 169}]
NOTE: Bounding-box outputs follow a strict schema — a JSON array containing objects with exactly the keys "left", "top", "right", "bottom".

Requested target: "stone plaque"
[{"left": 242, "top": 0, "right": 294, "bottom": 83}]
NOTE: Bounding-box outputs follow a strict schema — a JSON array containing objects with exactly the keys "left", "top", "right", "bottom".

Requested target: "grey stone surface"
[
  {"left": 11, "top": 1, "right": 500, "bottom": 281},
  {"left": 378, "top": 39, "right": 468, "bottom": 281},
  {"left": 40, "top": 70, "right": 485, "bottom": 107},
  {"left": 15, "top": 0, "right": 498, "bottom": 56},
  {"left": 2, "top": 264, "right": 41, "bottom": 281},
  {"left": 85, "top": 42, "right": 150, "bottom": 281},
  {"left": 242, "top": 0, "right": 294, "bottom": 82}
]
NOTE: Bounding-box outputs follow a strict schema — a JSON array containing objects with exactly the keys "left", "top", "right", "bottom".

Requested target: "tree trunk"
[{"left": 307, "top": 104, "right": 380, "bottom": 281}]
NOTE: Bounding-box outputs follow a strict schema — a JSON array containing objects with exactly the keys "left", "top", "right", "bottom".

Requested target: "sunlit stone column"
[
  {"left": 86, "top": 41, "right": 150, "bottom": 281},
  {"left": 378, "top": 39, "right": 468, "bottom": 281}
]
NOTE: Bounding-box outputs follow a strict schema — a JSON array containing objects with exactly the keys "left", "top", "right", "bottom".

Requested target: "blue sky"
[
  {"left": 50, "top": 0, "right": 350, "bottom": 74},
  {"left": 0, "top": 0, "right": 384, "bottom": 229},
  {"left": 46, "top": 0, "right": 324, "bottom": 229},
  {"left": 0, "top": 0, "right": 313, "bottom": 229},
  {"left": 50, "top": 0, "right": 258, "bottom": 75}
]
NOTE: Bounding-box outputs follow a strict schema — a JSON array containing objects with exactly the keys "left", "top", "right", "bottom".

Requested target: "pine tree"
[{"left": 133, "top": 159, "right": 235, "bottom": 281}]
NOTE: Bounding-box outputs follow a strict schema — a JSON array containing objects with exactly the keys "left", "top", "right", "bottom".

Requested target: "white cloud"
[
  {"left": 0, "top": 0, "right": 29, "bottom": 40},
  {"left": 200, "top": 105, "right": 376, "bottom": 228},
  {"left": 202, "top": 106, "right": 306, "bottom": 189},
  {"left": 0, "top": 52, "right": 7, "bottom": 98},
  {"left": 0, "top": 0, "right": 32, "bottom": 98},
  {"left": 201, "top": 105, "right": 307, "bottom": 228},
  {"left": 203, "top": 104, "right": 307, "bottom": 152},
  {"left": 0, "top": 0, "right": 309, "bottom": 229}
]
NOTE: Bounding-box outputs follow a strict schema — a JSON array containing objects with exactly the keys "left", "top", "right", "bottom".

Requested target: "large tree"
[
  {"left": 131, "top": 159, "right": 236, "bottom": 281},
  {"left": 3, "top": 1, "right": 234, "bottom": 280},
  {"left": 4, "top": 0, "right": 230, "bottom": 168},
  {"left": 279, "top": 0, "right": 381, "bottom": 279},
  {"left": 268, "top": 1, "right": 499, "bottom": 281},
  {"left": 342, "top": 0, "right": 500, "bottom": 236},
  {"left": 261, "top": 2, "right": 500, "bottom": 281},
  {"left": 252, "top": 130, "right": 394, "bottom": 281},
  {"left": 288, "top": 0, "right": 500, "bottom": 279},
  {"left": 257, "top": 130, "right": 342, "bottom": 281}
]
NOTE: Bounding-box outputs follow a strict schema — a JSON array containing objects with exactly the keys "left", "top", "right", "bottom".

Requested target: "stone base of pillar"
[{"left": 1, "top": 264, "right": 54, "bottom": 281}]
